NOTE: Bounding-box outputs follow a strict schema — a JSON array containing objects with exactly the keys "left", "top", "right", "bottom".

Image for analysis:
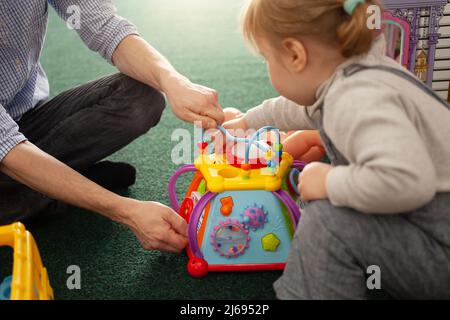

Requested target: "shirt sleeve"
[
  {"left": 244, "top": 96, "right": 316, "bottom": 131},
  {"left": 324, "top": 79, "right": 437, "bottom": 214},
  {"left": 0, "top": 105, "right": 27, "bottom": 162},
  {"left": 48, "top": 0, "right": 139, "bottom": 64}
]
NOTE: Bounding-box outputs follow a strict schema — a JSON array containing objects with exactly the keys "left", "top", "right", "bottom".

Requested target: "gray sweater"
[{"left": 244, "top": 39, "right": 450, "bottom": 214}]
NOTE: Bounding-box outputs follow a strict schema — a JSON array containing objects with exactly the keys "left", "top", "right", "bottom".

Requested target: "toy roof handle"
[
  {"left": 215, "top": 125, "right": 248, "bottom": 144},
  {"left": 215, "top": 125, "right": 281, "bottom": 164}
]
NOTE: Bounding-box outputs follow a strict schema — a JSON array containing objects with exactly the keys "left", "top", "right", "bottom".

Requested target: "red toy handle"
[{"left": 179, "top": 198, "right": 194, "bottom": 222}]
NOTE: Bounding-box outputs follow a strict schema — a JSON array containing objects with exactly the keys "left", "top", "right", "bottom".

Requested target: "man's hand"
[
  {"left": 112, "top": 35, "right": 224, "bottom": 129},
  {"left": 298, "top": 162, "right": 332, "bottom": 202},
  {"left": 162, "top": 74, "right": 224, "bottom": 129},
  {"left": 119, "top": 200, "right": 188, "bottom": 253}
]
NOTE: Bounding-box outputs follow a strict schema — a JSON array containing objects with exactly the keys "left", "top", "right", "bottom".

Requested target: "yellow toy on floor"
[{"left": 0, "top": 223, "right": 53, "bottom": 300}]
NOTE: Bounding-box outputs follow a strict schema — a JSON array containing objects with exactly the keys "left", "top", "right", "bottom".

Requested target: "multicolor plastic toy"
[
  {"left": 168, "top": 126, "right": 305, "bottom": 278},
  {"left": 0, "top": 223, "right": 53, "bottom": 300}
]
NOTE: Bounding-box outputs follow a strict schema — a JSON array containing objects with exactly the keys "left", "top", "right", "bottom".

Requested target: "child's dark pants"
[
  {"left": 274, "top": 194, "right": 450, "bottom": 299},
  {"left": 0, "top": 73, "right": 166, "bottom": 225}
]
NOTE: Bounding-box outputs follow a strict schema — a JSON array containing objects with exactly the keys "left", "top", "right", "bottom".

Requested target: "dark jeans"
[
  {"left": 0, "top": 73, "right": 166, "bottom": 225},
  {"left": 274, "top": 195, "right": 450, "bottom": 299}
]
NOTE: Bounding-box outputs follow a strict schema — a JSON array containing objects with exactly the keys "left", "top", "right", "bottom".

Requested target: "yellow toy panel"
[
  {"left": 0, "top": 223, "right": 53, "bottom": 300},
  {"left": 194, "top": 152, "right": 294, "bottom": 193}
]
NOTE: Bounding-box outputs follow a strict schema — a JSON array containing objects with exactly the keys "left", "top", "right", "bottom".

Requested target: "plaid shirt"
[{"left": 0, "top": 0, "right": 137, "bottom": 161}]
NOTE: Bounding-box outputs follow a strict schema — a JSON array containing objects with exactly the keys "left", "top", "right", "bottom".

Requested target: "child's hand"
[
  {"left": 210, "top": 116, "right": 250, "bottom": 155},
  {"left": 298, "top": 162, "right": 332, "bottom": 202},
  {"left": 222, "top": 115, "right": 249, "bottom": 132},
  {"left": 283, "top": 130, "right": 326, "bottom": 163}
]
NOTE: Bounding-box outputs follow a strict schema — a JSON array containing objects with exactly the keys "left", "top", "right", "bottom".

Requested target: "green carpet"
[{"left": 0, "top": 0, "right": 283, "bottom": 299}]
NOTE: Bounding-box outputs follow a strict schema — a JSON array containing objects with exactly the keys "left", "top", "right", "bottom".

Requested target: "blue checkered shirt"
[{"left": 0, "top": 0, "right": 138, "bottom": 161}]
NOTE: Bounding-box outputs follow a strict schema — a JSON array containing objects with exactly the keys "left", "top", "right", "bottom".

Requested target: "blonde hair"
[{"left": 242, "top": 0, "right": 381, "bottom": 58}]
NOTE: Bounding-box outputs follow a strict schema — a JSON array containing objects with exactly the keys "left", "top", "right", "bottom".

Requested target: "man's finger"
[
  {"left": 203, "top": 88, "right": 219, "bottom": 104},
  {"left": 162, "top": 231, "right": 188, "bottom": 252},
  {"left": 164, "top": 209, "right": 188, "bottom": 237},
  {"left": 184, "top": 110, "right": 217, "bottom": 129},
  {"left": 210, "top": 89, "right": 219, "bottom": 100},
  {"left": 202, "top": 104, "right": 225, "bottom": 125},
  {"left": 156, "top": 240, "right": 186, "bottom": 253},
  {"left": 187, "top": 101, "right": 223, "bottom": 126}
]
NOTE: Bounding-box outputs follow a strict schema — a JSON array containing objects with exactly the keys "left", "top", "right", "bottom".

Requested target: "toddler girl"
[{"left": 224, "top": 0, "right": 450, "bottom": 299}]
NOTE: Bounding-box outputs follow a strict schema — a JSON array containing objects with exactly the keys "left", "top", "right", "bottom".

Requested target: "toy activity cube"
[{"left": 168, "top": 126, "right": 304, "bottom": 278}]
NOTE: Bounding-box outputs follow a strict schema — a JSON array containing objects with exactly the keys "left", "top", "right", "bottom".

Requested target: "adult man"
[{"left": 0, "top": 1, "right": 224, "bottom": 253}]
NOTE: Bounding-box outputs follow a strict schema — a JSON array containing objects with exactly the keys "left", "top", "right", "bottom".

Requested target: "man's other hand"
[{"left": 120, "top": 200, "right": 188, "bottom": 253}]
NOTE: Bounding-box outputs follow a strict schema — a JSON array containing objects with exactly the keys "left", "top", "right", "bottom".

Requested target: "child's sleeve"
[
  {"left": 243, "top": 96, "right": 316, "bottom": 131},
  {"left": 324, "top": 81, "right": 437, "bottom": 214}
]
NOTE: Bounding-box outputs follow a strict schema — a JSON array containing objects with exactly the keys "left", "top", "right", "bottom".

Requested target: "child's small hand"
[
  {"left": 211, "top": 109, "right": 249, "bottom": 155},
  {"left": 222, "top": 115, "right": 249, "bottom": 132},
  {"left": 298, "top": 162, "right": 332, "bottom": 202}
]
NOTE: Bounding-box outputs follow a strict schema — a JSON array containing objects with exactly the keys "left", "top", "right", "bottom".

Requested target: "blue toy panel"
[{"left": 200, "top": 190, "right": 293, "bottom": 265}]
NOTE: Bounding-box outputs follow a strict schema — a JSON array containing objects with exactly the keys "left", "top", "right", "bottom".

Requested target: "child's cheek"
[
  {"left": 269, "top": 74, "right": 287, "bottom": 97},
  {"left": 267, "top": 63, "right": 282, "bottom": 92},
  {"left": 269, "top": 69, "right": 296, "bottom": 102}
]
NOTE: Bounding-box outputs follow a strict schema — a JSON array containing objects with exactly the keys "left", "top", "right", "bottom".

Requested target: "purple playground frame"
[
  {"left": 168, "top": 164, "right": 197, "bottom": 212},
  {"left": 188, "top": 192, "right": 218, "bottom": 259},
  {"left": 293, "top": 160, "right": 307, "bottom": 169}
]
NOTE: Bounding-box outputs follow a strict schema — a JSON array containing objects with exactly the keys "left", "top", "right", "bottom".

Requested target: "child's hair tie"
[{"left": 343, "top": 0, "right": 365, "bottom": 15}]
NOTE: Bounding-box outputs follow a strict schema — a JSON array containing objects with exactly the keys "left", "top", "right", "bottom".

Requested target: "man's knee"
[
  {"left": 0, "top": 185, "right": 56, "bottom": 225},
  {"left": 114, "top": 74, "right": 166, "bottom": 137},
  {"left": 131, "top": 88, "right": 166, "bottom": 136}
]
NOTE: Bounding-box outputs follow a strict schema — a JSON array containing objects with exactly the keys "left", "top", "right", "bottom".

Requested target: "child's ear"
[{"left": 281, "top": 38, "right": 307, "bottom": 73}]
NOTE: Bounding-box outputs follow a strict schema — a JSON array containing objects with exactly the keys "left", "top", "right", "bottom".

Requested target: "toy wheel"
[
  {"left": 211, "top": 220, "right": 250, "bottom": 258},
  {"left": 187, "top": 258, "right": 209, "bottom": 278},
  {"left": 179, "top": 198, "right": 194, "bottom": 222}
]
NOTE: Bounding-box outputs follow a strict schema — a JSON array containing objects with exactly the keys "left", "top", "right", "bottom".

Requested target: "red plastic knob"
[{"left": 187, "top": 258, "right": 209, "bottom": 278}]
